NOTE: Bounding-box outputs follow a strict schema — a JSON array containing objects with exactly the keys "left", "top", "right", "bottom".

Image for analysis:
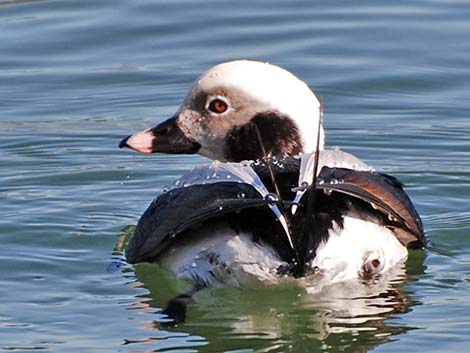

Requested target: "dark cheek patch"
[{"left": 225, "top": 112, "right": 303, "bottom": 162}]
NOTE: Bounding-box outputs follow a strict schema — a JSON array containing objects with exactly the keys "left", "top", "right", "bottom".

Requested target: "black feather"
[{"left": 126, "top": 157, "right": 425, "bottom": 272}]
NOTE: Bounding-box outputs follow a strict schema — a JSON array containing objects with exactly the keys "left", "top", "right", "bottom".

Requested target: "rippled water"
[{"left": 1, "top": 0, "right": 469, "bottom": 352}]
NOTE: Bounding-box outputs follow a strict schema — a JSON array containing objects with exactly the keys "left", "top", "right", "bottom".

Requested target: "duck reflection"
[{"left": 120, "top": 248, "right": 426, "bottom": 352}]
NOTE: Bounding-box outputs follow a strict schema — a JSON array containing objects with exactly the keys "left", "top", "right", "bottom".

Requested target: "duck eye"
[{"left": 208, "top": 98, "right": 228, "bottom": 114}]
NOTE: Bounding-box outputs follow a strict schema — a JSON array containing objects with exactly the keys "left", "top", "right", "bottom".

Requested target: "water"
[{"left": 1, "top": 0, "right": 469, "bottom": 352}]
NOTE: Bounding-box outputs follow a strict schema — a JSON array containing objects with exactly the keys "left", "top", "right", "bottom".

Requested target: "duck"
[{"left": 119, "top": 60, "right": 425, "bottom": 293}]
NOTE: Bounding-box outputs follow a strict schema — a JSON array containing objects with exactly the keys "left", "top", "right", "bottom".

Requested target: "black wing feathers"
[
  {"left": 317, "top": 167, "right": 425, "bottom": 248},
  {"left": 126, "top": 159, "right": 425, "bottom": 266},
  {"left": 126, "top": 182, "right": 292, "bottom": 263}
]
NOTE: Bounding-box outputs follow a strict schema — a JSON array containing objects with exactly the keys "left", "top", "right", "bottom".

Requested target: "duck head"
[{"left": 120, "top": 60, "right": 324, "bottom": 162}]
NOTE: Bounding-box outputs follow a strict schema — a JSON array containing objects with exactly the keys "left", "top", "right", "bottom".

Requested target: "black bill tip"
[{"left": 119, "top": 135, "right": 131, "bottom": 148}]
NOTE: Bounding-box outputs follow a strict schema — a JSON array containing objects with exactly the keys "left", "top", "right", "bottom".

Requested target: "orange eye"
[{"left": 208, "top": 98, "right": 228, "bottom": 114}]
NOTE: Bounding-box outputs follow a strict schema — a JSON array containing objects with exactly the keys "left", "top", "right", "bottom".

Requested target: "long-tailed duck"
[{"left": 119, "top": 60, "right": 424, "bottom": 294}]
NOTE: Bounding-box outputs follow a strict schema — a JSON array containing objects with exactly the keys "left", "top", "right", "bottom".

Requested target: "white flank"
[
  {"left": 309, "top": 216, "right": 408, "bottom": 285},
  {"left": 159, "top": 223, "right": 286, "bottom": 287}
]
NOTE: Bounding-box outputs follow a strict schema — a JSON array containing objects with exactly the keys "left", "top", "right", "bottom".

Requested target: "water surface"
[{"left": 1, "top": 0, "right": 469, "bottom": 352}]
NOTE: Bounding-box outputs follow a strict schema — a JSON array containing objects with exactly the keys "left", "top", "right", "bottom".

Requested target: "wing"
[
  {"left": 316, "top": 167, "right": 425, "bottom": 248},
  {"left": 126, "top": 182, "right": 280, "bottom": 264},
  {"left": 126, "top": 158, "right": 302, "bottom": 265}
]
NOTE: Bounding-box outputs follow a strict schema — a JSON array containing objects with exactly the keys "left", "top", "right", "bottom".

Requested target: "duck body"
[
  {"left": 120, "top": 60, "right": 425, "bottom": 292},
  {"left": 125, "top": 152, "right": 424, "bottom": 289}
]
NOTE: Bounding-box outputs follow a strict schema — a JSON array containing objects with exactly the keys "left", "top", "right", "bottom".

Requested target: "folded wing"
[{"left": 316, "top": 167, "right": 425, "bottom": 248}]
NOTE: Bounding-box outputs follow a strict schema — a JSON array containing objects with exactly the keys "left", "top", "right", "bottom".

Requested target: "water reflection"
[{"left": 122, "top": 249, "right": 426, "bottom": 352}]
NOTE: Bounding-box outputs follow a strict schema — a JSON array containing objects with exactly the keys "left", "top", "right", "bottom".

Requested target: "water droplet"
[
  {"left": 162, "top": 187, "right": 169, "bottom": 193},
  {"left": 226, "top": 174, "right": 231, "bottom": 179},
  {"left": 264, "top": 193, "right": 279, "bottom": 203},
  {"left": 237, "top": 192, "right": 246, "bottom": 198},
  {"left": 169, "top": 232, "right": 176, "bottom": 239},
  {"left": 191, "top": 262, "right": 197, "bottom": 268},
  {"left": 218, "top": 206, "right": 223, "bottom": 211},
  {"left": 318, "top": 179, "right": 324, "bottom": 185}
]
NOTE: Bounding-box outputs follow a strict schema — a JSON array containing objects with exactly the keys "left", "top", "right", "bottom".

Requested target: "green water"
[{"left": 1, "top": 0, "right": 469, "bottom": 352}]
